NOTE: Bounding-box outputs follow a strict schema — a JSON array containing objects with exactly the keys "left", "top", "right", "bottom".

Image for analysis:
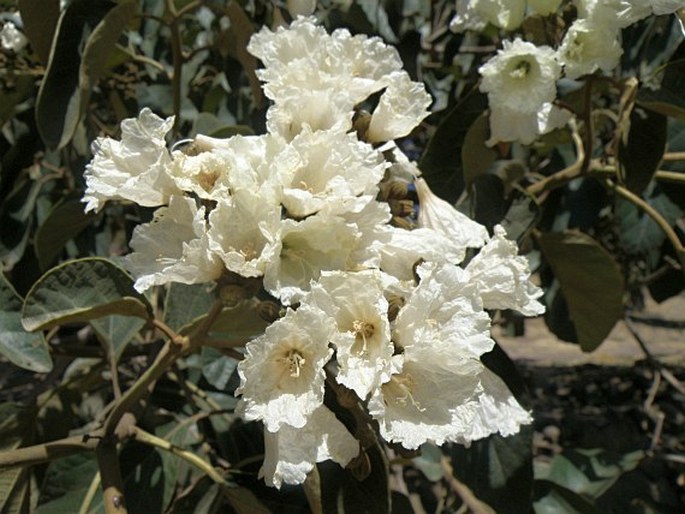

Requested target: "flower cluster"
[
  {"left": 83, "top": 17, "right": 543, "bottom": 488},
  {"left": 451, "top": 0, "right": 683, "bottom": 145}
]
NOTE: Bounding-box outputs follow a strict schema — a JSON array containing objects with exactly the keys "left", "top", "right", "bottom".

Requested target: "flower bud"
[{"left": 286, "top": 0, "right": 316, "bottom": 17}]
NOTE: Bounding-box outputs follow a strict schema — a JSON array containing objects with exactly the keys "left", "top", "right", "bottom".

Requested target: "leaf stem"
[
  {"left": 526, "top": 125, "right": 585, "bottom": 197},
  {"left": 132, "top": 426, "right": 229, "bottom": 486},
  {"left": 0, "top": 433, "right": 100, "bottom": 470}
]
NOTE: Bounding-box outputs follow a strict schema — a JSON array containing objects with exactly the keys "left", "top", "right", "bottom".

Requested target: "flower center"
[
  {"left": 278, "top": 349, "right": 306, "bottom": 378},
  {"left": 383, "top": 372, "right": 424, "bottom": 411},
  {"left": 510, "top": 59, "right": 531, "bottom": 79},
  {"left": 352, "top": 319, "right": 375, "bottom": 354}
]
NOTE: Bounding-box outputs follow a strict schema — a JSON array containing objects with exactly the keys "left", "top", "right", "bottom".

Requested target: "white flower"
[
  {"left": 236, "top": 305, "right": 334, "bottom": 432},
  {"left": 264, "top": 214, "right": 358, "bottom": 305},
  {"left": 650, "top": 1, "right": 684, "bottom": 16},
  {"left": 576, "top": 0, "right": 651, "bottom": 28},
  {"left": 466, "top": 225, "right": 545, "bottom": 315},
  {"left": 266, "top": 93, "right": 354, "bottom": 140},
  {"left": 380, "top": 227, "right": 466, "bottom": 281},
  {"left": 479, "top": 38, "right": 561, "bottom": 115},
  {"left": 168, "top": 150, "right": 232, "bottom": 200},
  {"left": 307, "top": 270, "right": 394, "bottom": 399},
  {"left": 367, "top": 72, "right": 432, "bottom": 143},
  {"left": 394, "top": 262, "right": 494, "bottom": 357},
  {"left": 83, "top": 108, "right": 181, "bottom": 212},
  {"left": 124, "top": 195, "right": 223, "bottom": 292},
  {"left": 281, "top": 128, "right": 387, "bottom": 218},
  {"left": 368, "top": 262, "right": 530, "bottom": 449},
  {"left": 415, "top": 178, "right": 489, "bottom": 252},
  {"left": 192, "top": 133, "right": 294, "bottom": 202},
  {"left": 450, "top": 0, "right": 526, "bottom": 33},
  {"left": 207, "top": 189, "right": 281, "bottom": 278},
  {"left": 486, "top": 102, "right": 570, "bottom": 145},
  {"left": 1, "top": 20, "right": 27, "bottom": 52},
  {"left": 260, "top": 404, "right": 358, "bottom": 488},
  {"left": 557, "top": 18, "right": 623, "bottom": 80}
]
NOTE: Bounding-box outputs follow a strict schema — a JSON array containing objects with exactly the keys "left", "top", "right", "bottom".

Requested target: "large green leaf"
[
  {"left": 201, "top": 347, "right": 238, "bottom": 390},
  {"left": 318, "top": 443, "right": 390, "bottom": 514},
  {"left": 34, "top": 454, "right": 102, "bottom": 514},
  {"left": 180, "top": 299, "right": 269, "bottom": 345},
  {"left": 637, "top": 40, "right": 685, "bottom": 119},
  {"left": 164, "top": 282, "right": 218, "bottom": 333},
  {"left": 91, "top": 314, "right": 145, "bottom": 363},
  {"left": 35, "top": 0, "right": 137, "bottom": 149},
  {"left": 35, "top": 197, "right": 96, "bottom": 271},
  {"left": 617, "top": 106, "right": 667, "bottom": 195},
  {"left": 419, "top": 88, "right": 488, "bottom": 203},
  {"left": 538, "top": 231, "right": 625, "bottom": 351},
  {"left": 22, "top": 258, "right": 152, "bottom": 332},
  {"left": 0, "top": 274, "right": 52, "bottom": 372},
  {"left": 17, "top": 0, "right": 61, "bottom": 66}
]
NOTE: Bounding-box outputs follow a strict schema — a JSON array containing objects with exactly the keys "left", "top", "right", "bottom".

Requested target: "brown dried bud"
[
  {"left": 388, "top": 199, "right": 415, "bottom": 217},
  {"left": 386, "top": 294, "right": 405, "bottom": 322},
  {"left": 384, "top": 181, "right": 409, "bottom": 200}
]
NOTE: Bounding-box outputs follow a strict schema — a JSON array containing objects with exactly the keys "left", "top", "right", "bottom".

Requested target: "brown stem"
[{"left": 97, "top": 440, "right": 128, "bottom": 514}]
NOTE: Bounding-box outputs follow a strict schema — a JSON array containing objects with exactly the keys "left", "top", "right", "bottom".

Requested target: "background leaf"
[
  {"left": 419, "top": 88, "right": 488, "bottom": 203},
  {"left": 538, "top": 231, "right": 625, "bottom": 351},
  {"left": 90, "top": 314, "right": 145, "bottom": 363},
  {"left": 0, "top": 273, "right": 52, "bottom": 372},
  {"left": 617, "top": 106, "right": 667, "bottom": 195},
  {"left": 22, "top": 257, "right": 152, "bottom": 332},
  {"left": 17, "top": 0, "right": 61, "bottom": 66}
]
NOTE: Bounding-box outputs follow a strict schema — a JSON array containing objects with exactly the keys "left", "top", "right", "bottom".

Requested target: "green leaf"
[
  {"left": 22, "top": 257, "right": 152, "bottom": 332},
  {"left": 412, "top": 444, "right": 444, "bottom": 482},
  {"left": 450, "top": 427, "right": 533, "bottom": 514},
  {"left": 201, "top": 347, "right": 238, "bottom": 390},
  {"left": 34, "top": 454, "right": 102, "bottom": 514},
  {"left": 617, "top": 106, "right": 667, "bottom": 195},
  {"left": 91, "top": 314, "right": 145, "bottom": 363},
  {"left": 538, "top": 231, "right": 625, "bottom": 351},
  {"left": 419, "top": 88, "right": 489, "bottom": 203},
  {"left": 533, "top": 480, "right": 601, "bottom": 514},
  {"left": 164, "top": 283, "right": 217, "bottom": 333},
  {"left": 0, "top": 74, "right": 35, "bottom": 126},
  {"left": 462, "top": 112, "right": 498, "bottom": 190},
  {"left": 319, "top": 443, "right": 390, "bottom": 514},
  {"left": 35, "top": 197, "right": 96, "bottom": 271},
  {"left": 35, "top": 0, "right": 137, "bottom": 149},
  {"left": 0, "top": 274, "right": 52, "bottom": 372},
  {"left": 180, "top": 299, "right": 269, "bottom": 345},
  {"left": 637, "top": 41, "right": 685, "bottom": 120},
  {"left": 18, "top": 0, "right": 61, "bottom": 66}
]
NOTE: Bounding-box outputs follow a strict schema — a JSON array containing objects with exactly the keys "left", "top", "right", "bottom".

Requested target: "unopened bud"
[
  {"left": 287, "top": 0, "right": 316, "bottom": 17},
  {"left": 348, "top": 449, "right": 371, "bottom": 481},
  {"left": 352, "top": 110, "right": 372, "bottom": 141},
  {"left": 257, "top": 300, "right": 282, "bottom": 323},
  {"left": 388, "top": 199, "right": 415, "bottom": 217},
  {"left": 219, "top": 284, "right": 246, "bottom": 307},
  {"left": 390, "top": 216, "right": 412, "bottom": 230},
  {"left": 387, "top": 294, "right": 405, "bottom": 322},
  {"left": 384, "top": 181, "right": 409, "bottom": 200}
]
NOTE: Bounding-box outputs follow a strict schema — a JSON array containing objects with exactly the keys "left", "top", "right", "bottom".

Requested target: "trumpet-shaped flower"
[
  {"left": 415, "top": 178, "right": 489, "bottom": 253},
  {"left": 261, "top": 405, "right": 359, "bottom": 488},
  {"left": 466, "top": 225, "right": 545, "bottom": 316},
  {"left": 281, "top": 128, "right": 387, "bottom": 218},
  {"left": 307, "top": 270, "right": 394, "bottom": 399},
  {"left": 479, "top": 38, "right": 561, "bottom": 115},
  {"left": 264, "top": 214, "right": 358, "bottom": 305},
  {"left": 83, "top": 108, "right": 181, "bottom": 212},
  {"left": 450, "top": 0, "right": 526, "bottom": 33},
  {"left": 124, "top": 195, "right": 223, "bottom": 292},
  {"left": 486, "top": 102, "right": 570, "bottom": 145},
  {"left": 236, "top": 305, "right": 334, "bottom": 432},
  {"left": 207, "top": 189, "right": 281, "bottom": 278},
  {"left": 557, "top": 19, "right": 623, "bottom": 79}
]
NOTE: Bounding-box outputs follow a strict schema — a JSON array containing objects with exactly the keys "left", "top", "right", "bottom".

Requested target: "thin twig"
[{"left": 441, "top": 458, "right": 496, "bottom": 514}]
